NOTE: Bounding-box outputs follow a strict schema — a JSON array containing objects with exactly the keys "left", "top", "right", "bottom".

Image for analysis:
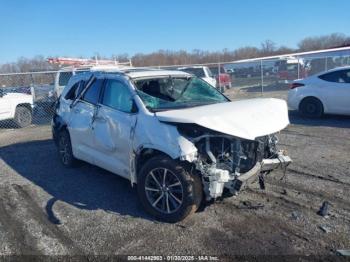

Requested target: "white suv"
[
  {"left": 0, "top": 88, "right": 34, "bottom": 127},
  {"left": 52, "top": 69, "right": 291, "bottom": 222}
]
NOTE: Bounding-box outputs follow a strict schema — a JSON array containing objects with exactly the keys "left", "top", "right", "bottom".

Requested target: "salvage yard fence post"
[{"left": 260, "top": 59, "right": 264, "bottom": 95}]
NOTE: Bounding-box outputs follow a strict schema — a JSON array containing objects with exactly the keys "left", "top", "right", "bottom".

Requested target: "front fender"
[{"left": 133, "top": 115, "right": 197, "bottom": 160}]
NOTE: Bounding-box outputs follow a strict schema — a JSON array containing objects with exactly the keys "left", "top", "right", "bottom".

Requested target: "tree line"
[{"left": 1, "top": 33, "right": 349, "bottom": 73}]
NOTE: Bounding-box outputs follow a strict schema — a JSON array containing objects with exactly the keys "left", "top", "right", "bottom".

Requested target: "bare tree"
[
  {"left": 1, "top": 33, "right": 349, "bottom": 72},
  {"left": 298, "top": 33, "right": 350, "bottom": 51},
  {"left": 233, "top": 47, "right": 260, "bottom": 60},
  {"left": 260, "top": 40, "right": 277, "bottom": 55}
]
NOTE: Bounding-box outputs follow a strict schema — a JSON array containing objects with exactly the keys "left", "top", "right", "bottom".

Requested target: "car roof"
[
  {"left": 58, "top": 65, "right": 132, "bottom": 72},
  {"left": 64, "top": 67, "right": 192, "bottom": 80},
  {"left": 92, "top": 68, "right": 191, "bottom": 78},
  {"left": 294, "top": 65, "right": 350, "bottom": 82},
  {"left": 178, "top": 66, "right": 207, "bottom": 69},
  {"left": 125, "top": 70, "right": 190, "bottom": 79},
  {"left": 321, "top": 65, "right": 350, "bottom": 74},
  {"left": 208, "top": 65, "right": 224, "bottom": 68}
]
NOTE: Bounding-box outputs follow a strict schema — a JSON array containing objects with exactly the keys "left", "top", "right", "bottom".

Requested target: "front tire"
[
  {"left": 299, "top": 97, "right": 323, "bottom": 118},
  {"left": 137, "top": 156, "right": 203, "bottom": 223},
  {"left": 14, "top": 106, "right": 32, "bottom": 128},
  {"left": 58, "top": 130, "right": 76, "bottom": 167}
]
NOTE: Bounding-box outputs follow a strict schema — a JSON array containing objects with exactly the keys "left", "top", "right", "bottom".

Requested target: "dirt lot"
[{"left": 0, "top": 89, "right": 350, "bottom": 259}]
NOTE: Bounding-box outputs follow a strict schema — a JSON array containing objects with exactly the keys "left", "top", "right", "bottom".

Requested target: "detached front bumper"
[
  {"left": 203, "top": 152, "right": 292, "bottom": 200},
  {"left": 238, "top": 153, "right": 292, "bottom": 183}
]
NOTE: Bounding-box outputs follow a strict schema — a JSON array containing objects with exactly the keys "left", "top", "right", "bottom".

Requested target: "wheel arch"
[
  {"left": 135, "top": 147, "right": 175, "bottom": 178},
  {"left": 13, "top": 103, "right": 33, "bottom": 127},
  {"left": 52, "top": 114, "right": 69, "bottom": 145},
  {"left": 16, "top": 103, "right": 32, "bottom": 113},
  {"left": 135, "top": 149, "right": 203, "bottom": 222},
  {"left": 299, "top": 96, "right": 326, "bottom": 112},
  {"left": 134, "top": 145, "right": 198, "bottom": 185}
]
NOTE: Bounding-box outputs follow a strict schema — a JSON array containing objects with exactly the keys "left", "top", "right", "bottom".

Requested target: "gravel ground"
[{"left": 0, "top": 90, "right": 350, "bottom": 260}]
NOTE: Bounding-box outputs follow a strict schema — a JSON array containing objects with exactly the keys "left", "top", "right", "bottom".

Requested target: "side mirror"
[{"left": 131, "top": 100, "right": 139, "bottom": 113}]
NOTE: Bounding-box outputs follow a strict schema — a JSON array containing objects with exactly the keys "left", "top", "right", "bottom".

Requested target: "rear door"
[
  {"left": 318, "top": 69, "right": 350, "bottom": 114},
  {"left": 92, "top": 77, "right": 137, "bottom": 178},
  {"left": 68, "top": 77, "right": 104, "bottom": 163}
]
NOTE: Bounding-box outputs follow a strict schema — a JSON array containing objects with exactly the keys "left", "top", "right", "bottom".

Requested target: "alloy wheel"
[{"left": 144, "top": 168, "right": 184, "bottom": 214}]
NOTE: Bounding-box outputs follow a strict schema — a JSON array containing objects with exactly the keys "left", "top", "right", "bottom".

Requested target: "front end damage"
[{"left": 177, "top": 124, "right": 292, "bottom": 200}]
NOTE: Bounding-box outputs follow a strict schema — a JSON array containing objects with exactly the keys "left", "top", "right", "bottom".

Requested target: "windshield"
[{"left": 133, "top": 76, "right": 229, "bottom": 112}]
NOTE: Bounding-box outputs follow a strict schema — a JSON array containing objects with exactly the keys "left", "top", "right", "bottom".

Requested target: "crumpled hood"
[{"left": 156, "top": 98, "right": 289, "bottom": 140}]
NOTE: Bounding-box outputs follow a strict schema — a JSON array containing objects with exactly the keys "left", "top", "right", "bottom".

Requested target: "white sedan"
[{"left": 288, "top": 66, "right": 350, "bottom": 117}]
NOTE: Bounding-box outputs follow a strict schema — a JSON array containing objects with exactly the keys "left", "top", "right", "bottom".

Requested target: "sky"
[{"left": 0, "top": 0, "right": 349, "bottom": 63}]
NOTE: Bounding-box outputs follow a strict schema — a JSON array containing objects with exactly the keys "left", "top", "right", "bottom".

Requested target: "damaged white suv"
[{"left": 52, "top": 68, "right": 292, "bottom": 222}]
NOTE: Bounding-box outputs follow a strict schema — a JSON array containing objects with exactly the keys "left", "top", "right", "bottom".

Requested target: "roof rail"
[{"left": 47, "top": 57, "right": 132, "bottom": 67}]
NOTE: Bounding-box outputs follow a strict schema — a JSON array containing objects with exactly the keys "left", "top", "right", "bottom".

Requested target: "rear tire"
[
  {"left": 14, "top": 106, "right": 32, "bottom": 128},
  {"left": 58, "top": 130, "right": 76, "bottom": 167},
  {"left": 299, "top": 97, "right": 323, "bottom": 118},
  {"left": 137, "top": 156, "right": 203, "bottom": 223}
]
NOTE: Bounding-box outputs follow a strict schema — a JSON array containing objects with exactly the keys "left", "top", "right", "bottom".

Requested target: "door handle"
[
  {"left": 94, "top": 116, "right": 107, "bottom": 123},
  {"left": 91, "top": 115, "right": 106, "bottom": 130},
  {"left": 73, "top": 108, "right": 80, "bottom": 113}
]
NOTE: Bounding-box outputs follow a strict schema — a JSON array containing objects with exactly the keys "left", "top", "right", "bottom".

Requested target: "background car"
[
  {"left": 178, "top": 66, "right": 217, "bottom": 88},
  {"left": 0, "top": 87, "right": 34, "bottom": 127},
  {"left": 275, "top": 58, "right": 308, "bottom": 83},
  {"left": 208, "top": 66, "right": 232, "bottom": 91},
  {"left": 288, "top": 66, "right": 350, "bottom": 117},
  {"left": 53, "top": 67, "right": 90, "bottom": 98}
]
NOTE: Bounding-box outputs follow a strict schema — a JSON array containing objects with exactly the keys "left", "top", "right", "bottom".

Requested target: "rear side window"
[
  {"left": 58, "top": 72, "right": 73, "bottom": 86},
  {"left": 82, "top": 78, "right": 104, "bottom": 104},
  {"left": 102, "top": 80, "right": 134, "bottom": 113},
  {"left": 65, "top": 81, "right": 85, "bottom": 100},
  {"left": 319, "top": 70, "right": 350, "bottom": 83}
]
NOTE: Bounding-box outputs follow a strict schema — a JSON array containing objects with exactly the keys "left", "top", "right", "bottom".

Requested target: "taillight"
[{"left": 289, "top": 83, "right": 304, "bottom": 89}]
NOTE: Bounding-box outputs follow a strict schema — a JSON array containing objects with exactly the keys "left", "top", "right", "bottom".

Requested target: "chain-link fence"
[
  {"left": 1, "top": 50, "right": 350, "bottom": 133},
  {"left": 156, "top": 49, "right": 350, "bottom": 101},
  {"left": 0, "top": 71, "right": 56, "bottom": 130}
]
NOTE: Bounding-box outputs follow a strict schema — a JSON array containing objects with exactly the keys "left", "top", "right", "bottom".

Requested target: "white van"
[
  {"left": 54, "top": 67, "right": 90, "bottom": 98},
  {"left": 54, "top": 65, "right": 133, "bottom": 98}
]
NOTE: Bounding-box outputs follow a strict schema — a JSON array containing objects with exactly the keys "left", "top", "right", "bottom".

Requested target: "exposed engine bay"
[{"left": 177, "top": 123, "right": 290, "bottom": 200}]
